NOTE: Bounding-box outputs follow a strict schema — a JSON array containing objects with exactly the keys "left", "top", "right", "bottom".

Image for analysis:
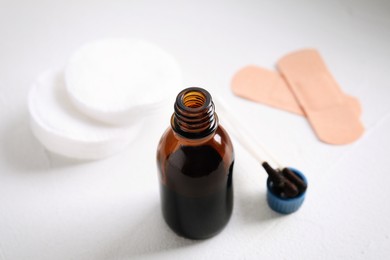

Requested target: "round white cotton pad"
[
  {"left": 65, "top": 38, "right": 182, "bottom": 125},
  {"left": 28, "top": 69, "right": 141, "bottom": 160}
]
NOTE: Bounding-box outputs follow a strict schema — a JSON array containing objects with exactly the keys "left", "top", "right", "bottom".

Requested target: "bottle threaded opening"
[
  {"left": 171, "top": 87, "right": 218, "bottom": 139},
  {"left": 182, "top": 90, "right": 206, "bottom": 108}
]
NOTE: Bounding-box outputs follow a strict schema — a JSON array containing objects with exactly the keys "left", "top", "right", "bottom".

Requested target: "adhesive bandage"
[
  {"left": 231, "top": 65, "right": 362, "bottom": 117},
  {"left": 277, "top": 49, "right": 364, "bottom": 144}
]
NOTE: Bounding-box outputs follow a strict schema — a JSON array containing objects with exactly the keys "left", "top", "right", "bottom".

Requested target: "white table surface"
[{"left": 1, "top": 0, "right": 390, "bottom": 259}]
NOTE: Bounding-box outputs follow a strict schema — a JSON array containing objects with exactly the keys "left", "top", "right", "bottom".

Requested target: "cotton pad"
[
  {"left": 28, "top": 69, "right": 141, "bottom": 160},
  {"left": 277, "top": 49, "right": 364, "bottom": 144},
  {"left": 65, "top": 38, "right": 182, "bottom": 125},
  {"left": 231, "top": 65, "right": 362, "bottom": 117}
]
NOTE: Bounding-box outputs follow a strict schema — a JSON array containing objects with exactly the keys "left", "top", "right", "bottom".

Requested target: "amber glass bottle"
[{"left": 156, "top": 87, "right": 234, "bottom": 239}]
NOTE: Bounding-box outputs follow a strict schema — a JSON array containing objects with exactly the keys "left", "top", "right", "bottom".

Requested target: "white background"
[{"left": 1, "top": 0, "right": 390, "bottom": 259}]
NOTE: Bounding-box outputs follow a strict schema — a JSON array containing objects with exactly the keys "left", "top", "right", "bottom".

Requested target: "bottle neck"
[{"left": 171, "top": 87, "right": 218, "bottom": 140}]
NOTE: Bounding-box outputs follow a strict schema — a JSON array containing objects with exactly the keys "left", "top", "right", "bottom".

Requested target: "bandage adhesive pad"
[
  {"left": 231, "top": 49, "right": 364, "bottom": 144},
  {"left": 232, "top": 65, "right": 362, "bottom": 117}
]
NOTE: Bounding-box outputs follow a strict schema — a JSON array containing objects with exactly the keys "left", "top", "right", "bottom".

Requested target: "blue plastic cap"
[{"left": 266, "top": 167, "right": 307, "bottom": 214}]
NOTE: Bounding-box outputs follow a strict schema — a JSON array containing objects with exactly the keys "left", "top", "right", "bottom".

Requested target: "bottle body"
[{"left": 156, "top": 87, "right": 234, "bottom": 239}]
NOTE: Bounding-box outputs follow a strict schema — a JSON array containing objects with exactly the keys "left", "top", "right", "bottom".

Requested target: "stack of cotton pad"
[
  {"left": 28, "top": 38, "right": 182, "bottom": 160},
  {"left": 65, "top": 39, "right": 182, "bottom": 125}
]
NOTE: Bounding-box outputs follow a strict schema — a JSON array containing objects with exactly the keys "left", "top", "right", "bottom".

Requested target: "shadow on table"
[
  {"left": 1, "top": 112, "right": 84, "bottom": 173},
  {"left": 234, "top": 165, "right": 286, "bottom": 224},
  {"left": 101, "top": 194, "right": 284, "bottom": 259},
  {"left": 237, "top": 190, "right": 285, "bottom": 224},
  {"left": 102, "top": 171, "right": 285, "bottom": 259},
  {"left": 102, "top": 203, "right": 203, "bottom": 259}
]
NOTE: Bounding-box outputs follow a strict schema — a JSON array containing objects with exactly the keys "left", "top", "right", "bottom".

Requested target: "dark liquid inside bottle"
[
  {"left": 160, "top": 145, "right": 233, "bottom": 239},
  {"left": 157, "top": 87, "right": 234, "bottom": 239}
]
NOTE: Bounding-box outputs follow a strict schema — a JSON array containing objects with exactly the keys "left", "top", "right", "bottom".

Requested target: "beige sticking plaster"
[
  {"left": 277, "top": 49, "right": 364, "bottom": 144},
  {"left": 231, "top": 65, "right": 361, "bottom": 117},
  {"left": 232, "top": 66, "right": 302, "bottom": 114}
]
